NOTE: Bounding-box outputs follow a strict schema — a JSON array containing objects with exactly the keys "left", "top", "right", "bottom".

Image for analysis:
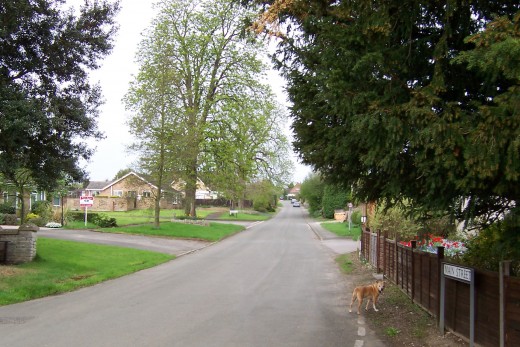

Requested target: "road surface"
[{"left": 0, "top": 202, "right": 385, "bottom": 347}]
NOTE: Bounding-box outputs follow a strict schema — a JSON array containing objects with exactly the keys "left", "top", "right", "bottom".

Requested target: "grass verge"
[
  {"left": 99, "top": 221, "right": 245, "bottom": 242},
  {"left": 0, "top": 238, "right": 174, "bottom": 306},
  {"left": 321, "top": 221, "right": 361, "bottom": 240}
]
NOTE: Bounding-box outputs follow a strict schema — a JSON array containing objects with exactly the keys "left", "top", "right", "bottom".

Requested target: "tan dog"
[{"left": 349, "top": 280, "right": 385, "bottom": 314}]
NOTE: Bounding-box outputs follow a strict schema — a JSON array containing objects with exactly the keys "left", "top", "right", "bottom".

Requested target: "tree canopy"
[
  {"left": 0, "top": 0, "right": 120, "bottom": 191},
  {"left": 246, "top": 0, "right": 520, "bottom": 227},
  {"left": 126, "top": 0, "right": 292, "bottom": 216}
]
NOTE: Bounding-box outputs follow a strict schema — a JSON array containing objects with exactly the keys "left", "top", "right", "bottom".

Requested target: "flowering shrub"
[
  {"left": 45, "top": 222, "right": 62, "bottom": 228},
  {"left": 399, "top": 234, "right": 467, "bottom": 258}
]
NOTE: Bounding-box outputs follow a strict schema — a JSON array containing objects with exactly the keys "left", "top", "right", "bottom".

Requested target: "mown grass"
[
  {"left": 0, "top": 238, "right": 174, "bottom": 306},
  {"left": 321, "top": 221, "right": 362, "bottom": 240},
  {"left": 217, "top": 211, "right": 271, "bottom": 221},
  {"left": 64, "top": 208, "right": 269, "bottom": 228},
  {"left": 99, "top": 221, "right": 245, "bottom": 242},
  {"left": 335, "top": 253, "right": 355, "bottom": 273}
]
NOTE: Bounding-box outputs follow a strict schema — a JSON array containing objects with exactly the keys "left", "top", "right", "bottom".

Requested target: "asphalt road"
[{"left": 0, "top": 202, "right": 385, "bottom": 347}]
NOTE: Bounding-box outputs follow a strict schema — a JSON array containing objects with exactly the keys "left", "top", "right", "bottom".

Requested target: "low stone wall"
[{"left": 0, "top": 224, "right": 38, "bottom": 264}]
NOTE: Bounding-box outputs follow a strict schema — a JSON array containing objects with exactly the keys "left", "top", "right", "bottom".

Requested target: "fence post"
[
  {"left": 500, "top": 260, "right": 511, "bottom": 347},
  {"left": 411, "top": 240, "right": 417, "bottom": 302},
  {"left": 376, "top": 229, "right": 381, "bottom": 273},
  {"left": 383, "top": 231, "right": 388, "bottom": 278},
  {"left": 436, "top": 246, "right": 445, "bottom": 321},
  {"left": 395, "top": 234, "right": 399, "bottom": 284}
]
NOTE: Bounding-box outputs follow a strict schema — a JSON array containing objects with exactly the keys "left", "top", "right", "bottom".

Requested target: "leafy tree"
[
  {"left": 299, "top": 173, "right": 324, "bottom": 217},
  {"left": 321, "top": 184, "right": 350, "bottom": 219},
  {"left": 246, "top": 179, "right": 279, "bottom": 212},
  {"left": 245, "top": 0, "right": 520, "bottom": 228},
  {"left": 0, "top": 0, "right": 120, "bottom": 192},
  {"left": 126, "top": 0, "right": 292, "bottom": 218}
]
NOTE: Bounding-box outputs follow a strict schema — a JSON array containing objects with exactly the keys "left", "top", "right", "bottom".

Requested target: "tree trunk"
[{"left": 154, "top": 187, "right": 162, "bottom": 229}]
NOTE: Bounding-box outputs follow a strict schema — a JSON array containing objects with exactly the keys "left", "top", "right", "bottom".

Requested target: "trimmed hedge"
[{"left": 66, "top": 211, "right": 117, "bottom": 228}]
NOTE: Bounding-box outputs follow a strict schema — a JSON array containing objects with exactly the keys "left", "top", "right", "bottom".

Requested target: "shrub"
[
  {"left": 67, "top": 211, "right": 101, "bottom": 223},
  {"left": 26, "top": 213, "right": 46, "bottom": 227},
  {"left": 461, "top": 208, "right": 520, "bottom": 276},
  {"left": 0, "top": 203, "right": 16, "bottom": 214},
  {"left": 321, "top": 185, "right": 350, "bottom": 219},
  {"left": 0, "top": 214, "right": 4, "bottom": 224},
  {"left": 31, "top": 200, "right": 52, "bottom": 223},
  {"left": 2, "top": 214, "right": 17, "bottom": 225},
  {"left": 92, "top": 214, "right": 118, "bottom": 228}
]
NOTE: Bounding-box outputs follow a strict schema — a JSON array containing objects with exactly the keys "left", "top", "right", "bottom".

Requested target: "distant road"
[{"left": 0, "top": 202, "right": 385, "bottom": 347}]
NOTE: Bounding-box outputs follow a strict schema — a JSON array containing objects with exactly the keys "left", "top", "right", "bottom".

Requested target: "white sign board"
[
  {"left": 443, "top": 263, "right": 472, "bottom": 283},
  {"left": 80, "top": 196, "right": 94, "bottom": 207}
]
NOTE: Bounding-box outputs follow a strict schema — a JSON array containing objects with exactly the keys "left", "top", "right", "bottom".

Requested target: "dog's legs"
[
  {"left": 372, "top": 296, "right": 379, "bottom": 312},
  {"left": 357, "top": 297, "right": 363, "bottom": 314},
  {"left": 365, "top": 298, "right": 371, "bottom": 311},
  {"left": 349, "top": 292, "right": 357, "bottom": 313}
]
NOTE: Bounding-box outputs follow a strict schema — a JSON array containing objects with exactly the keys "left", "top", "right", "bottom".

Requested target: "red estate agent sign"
[
  {"left": 79, "top": 196, "right": 94, "bottom": 226},
  {"left": 80, "top": 196, "right": 94, "bottom": 207}
]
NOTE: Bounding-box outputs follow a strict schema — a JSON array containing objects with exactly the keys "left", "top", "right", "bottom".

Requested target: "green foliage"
[
  {"left": 92, "top": 214, "right": 118, "bottom": 228},
  {"left": 1, "top": 214, "right": 17, "bottom": 225},
  {"left": 0, "top": 0, "right": 120, "bottom": 191},
  {"left": 125, "top": 0, "right": 292, "bottom": 218},
  {"left": 462, "top": 208, "right": 520, "bottom": 276},
  {"left": 369, "top": 203, "right": 423, "bottom": 240},
  {"left": 0, "top": 238, "right": 173, "bottom": 306},
  {"left": 321, "top": 185, "right": 350, "bottom": 219},
  {"left": 299, "top": 173, "right": 325, "bottom": 217},
  {"left": 0, "top": 203, "right": 15, "bottom": 214},
  {"left": 31, "top": 200, "right": 52, "bottom": 223},
  {"left": 25, "top": 213, "right": 46, "bottom": 227},
  {"left": 255, "top": 0, "right": 520, "bottom": 226}
]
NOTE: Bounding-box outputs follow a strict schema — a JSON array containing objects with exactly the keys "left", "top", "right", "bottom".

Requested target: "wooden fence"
[{"left": 361, "top": 228, "right": 520, "bottom": 346}]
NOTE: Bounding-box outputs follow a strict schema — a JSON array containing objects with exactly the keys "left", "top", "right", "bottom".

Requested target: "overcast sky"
[{"left": 69, "top": 0, "right": 311, "bottom": 183}]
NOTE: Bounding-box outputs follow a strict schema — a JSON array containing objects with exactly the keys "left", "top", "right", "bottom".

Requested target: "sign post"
[
  {"left": 440, "top": 262, "right": 475, "bottom": 347},
  {"left": 79, "top": 196, "right": 94, "bottom": 226}
]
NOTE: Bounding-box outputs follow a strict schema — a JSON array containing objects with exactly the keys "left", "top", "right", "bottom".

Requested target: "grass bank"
[
  {"left": 0, "top": 238, "right": 174, "bottom": 306},
  {"left": 99, "top": 221, "right": 245, "bottom": 242},
  {"left": 321, "top": 221, "right": 362, "bottom": 240}
]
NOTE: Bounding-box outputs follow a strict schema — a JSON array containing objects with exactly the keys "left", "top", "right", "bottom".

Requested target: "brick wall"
[{"left": 0, "top": 224, "right": 38, "bottom": 264}]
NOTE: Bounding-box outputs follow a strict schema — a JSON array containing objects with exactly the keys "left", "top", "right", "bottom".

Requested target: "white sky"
[{"left": 69, "top": 0, "right": 311, "bottom": 183}]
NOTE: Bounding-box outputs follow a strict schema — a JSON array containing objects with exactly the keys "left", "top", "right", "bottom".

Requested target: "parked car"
[{"left": 293, "top": 201, "right": 300, "bottom": 207}]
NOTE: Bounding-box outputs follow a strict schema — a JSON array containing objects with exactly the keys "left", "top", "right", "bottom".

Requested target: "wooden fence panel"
[
  {"left": 359, "top": 229, "right": 520, "bottom": 346},
  {"left": 506, "top": 276, "right": 520, "bottom": 347}
]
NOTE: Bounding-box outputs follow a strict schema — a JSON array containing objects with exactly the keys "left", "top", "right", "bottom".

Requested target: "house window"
[
  {"left": 53, "top": 196, "right": 61, "bottom": 207},
  {"left": 114, "top": 190, "right": 123, "bottom": 197},
  {"left": 143, "top": 191, "right": 151, "bottom": 198},
  {"left": 127, "top": 191, "right": 137, "bottom": 198}
]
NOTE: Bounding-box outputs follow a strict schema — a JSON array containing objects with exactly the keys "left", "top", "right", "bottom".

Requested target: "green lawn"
[
  {"left": 99, "top": 221, "right": 245, "bottom": 242},
  {"left": 217, "top": 211, "right": 272, "bottom": 221},
  {"left": 321, "top": 221, "right": 362, "bottom": 240},
  {"left": 65, "top": 208, "right": 268, "bottom": 228},
  {"left": 0, "top": 238, "right": 174, "bottom": 306}
]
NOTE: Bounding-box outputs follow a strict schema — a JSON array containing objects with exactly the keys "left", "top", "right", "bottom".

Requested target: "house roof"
[
  {"left": 85, "top": 180, "right": 114, "bottom": 191},
  {"left": 85, "top": 172, "right": 158, "bottom": 192},
  {"left": 85, "top": 171, "right": 184, "bottom": 194}
]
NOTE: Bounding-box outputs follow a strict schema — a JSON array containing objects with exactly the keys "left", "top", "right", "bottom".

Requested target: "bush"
[
  {"left": 0, "top": 203, "right": 16, "bottom": 214},
  {"left": 26, "top": 213, "right": 46, "bottom": 227},
  {"left": 2, "top": 214, "right": 17, "bottom": 225},
  {"left": 92, "top": 214, "right": 118, "bottom": 228},
  {"left": 321, "top": 185, "right": 350, "bottom": 219},
  {"left": 0, "top": 214, "right": 4, "bottom": 224},
  {"left": 461, "top": 208, "right": 520, "bottom": 276},
  {"left": 67, "top": 211, "right": 101, "bottom": 223},
  {"left": 31, "top": 200, "right": 52, "bottom": 223}
]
